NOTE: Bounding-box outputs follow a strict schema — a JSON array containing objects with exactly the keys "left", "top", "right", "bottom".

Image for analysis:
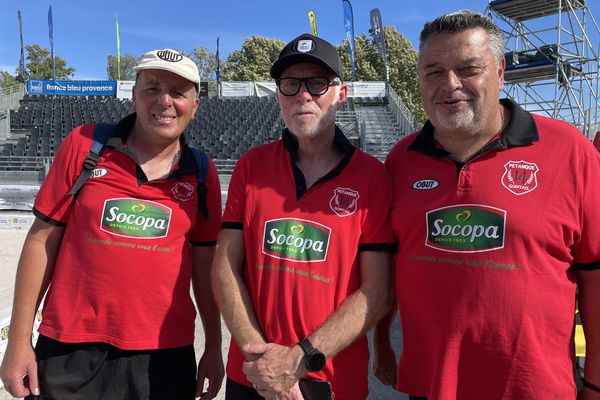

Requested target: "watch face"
[{"left": 307, "top": 351, "right": 326, "bottom": 372}]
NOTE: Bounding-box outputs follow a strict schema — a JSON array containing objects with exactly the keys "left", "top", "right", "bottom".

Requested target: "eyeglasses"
[{"left": 276, "top": 77, "right": 341, "bottom": 96}]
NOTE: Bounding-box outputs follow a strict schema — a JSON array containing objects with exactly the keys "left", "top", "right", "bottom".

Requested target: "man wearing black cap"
[{"left": 212, "top": 34, "right": 395, "bottom": 399}]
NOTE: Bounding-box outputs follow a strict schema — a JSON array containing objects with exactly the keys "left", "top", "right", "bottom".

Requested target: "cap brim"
[
  {"left": 133, "top": 63, "right": 199, "bottom": 85},
  {"left": 270, "top": 54, "right": 339, "bottom": 79}
]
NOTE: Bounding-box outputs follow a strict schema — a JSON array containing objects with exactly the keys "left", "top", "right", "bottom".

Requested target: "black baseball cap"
[{"left": 270, "top": 33, "right": 344, "bottom": 81}]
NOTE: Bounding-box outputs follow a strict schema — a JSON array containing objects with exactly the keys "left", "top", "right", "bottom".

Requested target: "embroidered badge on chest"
[
  {"left": 172, "top": 182, "right": 194, "bottom": 201},
  {"left": 501, "top": 160, "right": 539, "bottom": 195},
  {"left": 329, "top": 187, "right": 359, "bottom": 217},
  {"left": 91, "top": 168, "right": 108, "bottom": 178}
]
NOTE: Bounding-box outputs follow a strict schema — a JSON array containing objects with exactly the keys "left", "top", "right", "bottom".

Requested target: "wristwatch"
[{"left": 298, "top": 337, "right": 326, "bottom": 372}]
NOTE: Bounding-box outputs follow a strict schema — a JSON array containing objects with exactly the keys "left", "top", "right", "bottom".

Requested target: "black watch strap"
[
  {"left": 297, "top": 337, "right": 326, "bottom": 372},
  {"left": 298, "top": 337, "right": 316, "bottom": 355}
]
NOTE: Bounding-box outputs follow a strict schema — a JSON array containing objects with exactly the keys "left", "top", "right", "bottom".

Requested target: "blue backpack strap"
[
  {"left": 189, "top": 146, "right": 211, "bottom": 221},
  {"left": 67, "top": 123, "right": 115, "bottom": 196}
]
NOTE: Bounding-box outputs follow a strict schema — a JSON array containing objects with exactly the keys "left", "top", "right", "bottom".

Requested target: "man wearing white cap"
[{"left": 0, "top": 49, "right": 224, "bottom": 399}]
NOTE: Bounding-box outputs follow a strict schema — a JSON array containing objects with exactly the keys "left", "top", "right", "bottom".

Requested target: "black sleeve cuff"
[
  {"left": 33, "top": 207, "right": 67, "bottom": 227},
  {"left": 358, "top": 243, "right": 397, "bottom": 252},
  {"left": 573, "top": 260, "right": 600, "bottom": 271},
  {"left": 222, "top": 221, "right": 243, "bottom": 230}
]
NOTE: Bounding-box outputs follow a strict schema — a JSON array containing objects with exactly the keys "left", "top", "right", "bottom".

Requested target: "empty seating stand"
[{"left": 2, "top": 93, "right": 397, "bottom": 174}]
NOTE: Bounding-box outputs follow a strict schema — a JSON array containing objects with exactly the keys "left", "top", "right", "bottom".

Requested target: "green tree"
[
  {"left": 24, "top": 44, "right": 75, "bottom": 80},
  {"left": 107, "top": 54, "right": 139, "bottom": 80},
  {"left": 221, "top": 36, "right": 285, "bottom": 81},
  {"left": 0, "top": 71, "right": 20, "bottom": 92},
  {"left": 186, "top": 47, "right": 217, "bottom": 81},
  {"left": 338, "top": 26, "right": 425, "bottom": 123}
]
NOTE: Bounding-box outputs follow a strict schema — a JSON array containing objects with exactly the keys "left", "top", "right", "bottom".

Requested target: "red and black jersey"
[
  {"left": 223, "top": 127, "right": 395, "bottom": 400},
  {"left": 386, "top": 99, "right": 600, "bottom": 400},
  {"left": 34, "top": 114, "right": 222, "bottom": 350}
]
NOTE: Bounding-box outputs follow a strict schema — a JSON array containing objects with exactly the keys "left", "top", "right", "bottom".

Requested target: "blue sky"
[{"left": 1, "top": 0, "right": 599, "bottom": 80}]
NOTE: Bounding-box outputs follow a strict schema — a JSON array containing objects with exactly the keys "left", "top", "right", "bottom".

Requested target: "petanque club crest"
[
  {"left": 329, "top": 187, "right": 359, "bottom": 217},
  {"left": 501, "top": 160, "right": 539, "bottom": 195}
]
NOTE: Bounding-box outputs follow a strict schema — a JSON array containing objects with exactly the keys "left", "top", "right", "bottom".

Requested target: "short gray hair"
[{"left": 419, "top": 10, "right": 505, "bottom": 65}]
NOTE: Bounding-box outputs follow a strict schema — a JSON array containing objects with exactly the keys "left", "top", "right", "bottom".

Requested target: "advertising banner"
[
  {"left": 221, "top": 82, "right": 255, "bottom": 97},
  {"left": 0, "top": 184, "right": 39, "bottom": 211},
  {"left": 342, "top": 0, "right": 356, "bottom": 81},
  {"left": 370, "top": 8, "right": 389, "bottom": 81},
  {"left": 116, "top": 80, "right": 134, "bottom": 99},
  {"left": 28, "top": 80, "right": 117, "bottom": 96},
  {"left": 347, "top": 81, "right": 386, "bottom": 97},
  {"left": 308, "top": 10, "right": 318, "bottom": 36},
  {"left": 254, "top": 82, "right": 277, "bottom": 97},
  {"left": 48, "top": 5, "right": 56, "bottom": 80}
]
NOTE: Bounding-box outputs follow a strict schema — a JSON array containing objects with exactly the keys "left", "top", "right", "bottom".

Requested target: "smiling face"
[
  {"left": 132, "top": 69, "right": 199, "bottom": 144},
  {"left": 418, "top": 28, "right": 505, "bottom": 138},
  {"left": 276, "top": 63, "right": 347, "bottom": 140}
]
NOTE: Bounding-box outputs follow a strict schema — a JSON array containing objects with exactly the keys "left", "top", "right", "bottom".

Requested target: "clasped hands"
[{"left": 242, "top": 343, "right": 306, "bottom": 400}]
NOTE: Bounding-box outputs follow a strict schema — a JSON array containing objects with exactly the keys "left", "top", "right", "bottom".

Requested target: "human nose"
[
  {"left": 295, "top": 81, "right": 313, "bottom": 101},
  {"left": 156, "top": 92, "right": 173, "bottom": 107},
  {"left": 440, "top": 70, "right": 463, "bottom": 92}
]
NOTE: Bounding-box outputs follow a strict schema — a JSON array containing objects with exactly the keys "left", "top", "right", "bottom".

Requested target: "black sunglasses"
[{"left": 276, "top": 77, "right": 341, "bottom": 96}]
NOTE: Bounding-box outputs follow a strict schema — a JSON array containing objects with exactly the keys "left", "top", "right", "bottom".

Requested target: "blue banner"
[
  {"left": 18, "top": 11, "right": 25, "bottom": 82},
  {"left": 28, "top": 80, "right": 117, "bottom": 96},
  {"left": 370, "top": 8, "right": 389, "bottom": 82},
  {"left": 48, "top": 5, "right": 55, "bottom": 81},
  {"left": 342, "top": 0, "right": 356, "bottom": 81},
  {"left": 216, "top": 37, "right": 220, "bottom": 84}
]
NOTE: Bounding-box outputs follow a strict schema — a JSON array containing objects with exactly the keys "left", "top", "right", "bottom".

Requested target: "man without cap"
[
  {"left": 373, "top": 10, "right": 600, "bottom": 400},
  {"left": 212, "top": 33, "right": 395, "bottom": 400},
  {"left": 0, "top": 49, "right": 224, "bottom": 399}
]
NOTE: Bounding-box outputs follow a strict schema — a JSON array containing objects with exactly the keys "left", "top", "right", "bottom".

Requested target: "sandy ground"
[{"left": 0, "top": 226, "right": 406, "bottom": 400}]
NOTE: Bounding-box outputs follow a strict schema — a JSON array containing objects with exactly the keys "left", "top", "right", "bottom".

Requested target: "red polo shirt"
[
  {"left": 386, "top": 99, "right": 600, "bottom": 400},
  {"left": 34, "top": 114, "right": 222, "bottom": 350},
  {"left": 223, "top": 128, "right": 395, "bottom": 399}
]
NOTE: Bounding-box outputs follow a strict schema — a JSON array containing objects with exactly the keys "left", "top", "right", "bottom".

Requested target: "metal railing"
[
  {"left": 386, "top": 84, "right": 420, "bottom": 134},
  {"left": 0, "top": 156, "right": 238, "bottom": 177},
  {"left": 335, "top": 111, "right": 360, "bottom": 142},
  {"left": 0, "top": 84, "right": 26, "bottom": 110}
]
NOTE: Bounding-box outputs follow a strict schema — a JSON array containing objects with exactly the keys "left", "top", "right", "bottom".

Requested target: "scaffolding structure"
[{"left": 486, "top": 0, "right": 600, "bottom": 138}]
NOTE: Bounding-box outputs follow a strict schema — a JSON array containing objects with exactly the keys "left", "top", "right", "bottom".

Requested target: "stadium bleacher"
[
  {"left": 7, "top": 95, "right": 283, "bottom": 162},
  {"left": 0, "top": 87, "right": 416, "bottom": 180}
]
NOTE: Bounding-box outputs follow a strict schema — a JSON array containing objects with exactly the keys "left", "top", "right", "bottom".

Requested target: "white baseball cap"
[{"left": 133, "top": 49, "right": 200, "bottom": 87}]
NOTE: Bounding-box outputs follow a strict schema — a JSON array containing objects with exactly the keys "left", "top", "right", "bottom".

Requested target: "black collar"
[
  {"left": 106, "top": 112, "right": 196, "bottom": 178},
  {"left": 408, "top": 98, "right": 539, "bottom": 158},
  {"left": 282, "top": 125, "right": 356, "bottom": 200}
]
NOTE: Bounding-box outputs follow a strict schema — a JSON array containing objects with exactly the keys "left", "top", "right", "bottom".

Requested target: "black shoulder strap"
[
  {"left": 67, "top": 123, "right": 115, "bottom": 196},
  {"left": 189, "top": 146, "right": 211, "bottom": 221}
]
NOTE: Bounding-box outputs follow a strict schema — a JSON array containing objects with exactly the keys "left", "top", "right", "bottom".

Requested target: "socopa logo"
[{"left": 262, "top": 218, "right": 331, "bottom": 262}]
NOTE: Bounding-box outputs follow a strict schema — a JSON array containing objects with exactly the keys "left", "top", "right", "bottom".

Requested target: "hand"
[
  {"left": 242, "top": 343, "right": 304, "bottom": 398},
  {"left": 195, "top": 347, "right": 224, "bottom": 400},
  {"left": 0, "top": 341, "right": 40, "bottom": 398},
  {"left": 373, "top": 340, "right": 397, "bottom": 388},
  {"left": 264, "top": 381, "right": 305, "bottom": 400}
]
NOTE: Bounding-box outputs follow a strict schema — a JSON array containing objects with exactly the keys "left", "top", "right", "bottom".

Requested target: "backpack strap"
[
  {"left": 67, "top": 123, "right": 115, "bottom": 196},
  {"left": 189, "top": 146, "right": 211, "bottom": 221}
]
